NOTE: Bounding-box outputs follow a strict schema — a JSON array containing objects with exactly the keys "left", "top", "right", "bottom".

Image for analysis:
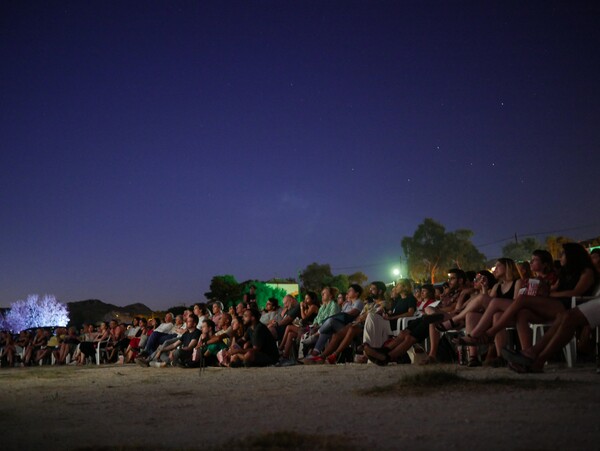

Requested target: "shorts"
[
  {"left": 406, "top": 318, "right": 429, "bottom": 343},
  {"left": 578, "top": 298, "right": 600, "bottom": 328}
]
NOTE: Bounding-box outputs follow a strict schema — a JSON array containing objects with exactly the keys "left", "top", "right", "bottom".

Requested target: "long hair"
[
  {"left": 559, "top": 242, "right": 598, "bottom": 289},
  {"left": 496, "top": 258, "right": 522, "bottom": 281}
]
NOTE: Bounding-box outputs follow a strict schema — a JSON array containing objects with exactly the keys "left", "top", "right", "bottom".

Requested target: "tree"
[
  {"left": 299, "top": 263, "right": 333, "bottom": 292},
  {"left": 545, "top": 235, "right": 573, "bottom": 260},
  {"left": 348, "top": 271, "right": 368, "bottom": 285},
  {"left": 329, "top": 274, "right": 350, "bottom": 294},
  {"left": 1, "top": 294, "right": 69, "bottom": 332},
  {"left": 203, "top": 275, "right": 243, "bottom": 309},
  {"left": 501, "top": 237, "right": 543, "bottom": 262},
  {"left": 401, "top": 218, "right": 486, "bottom": 283}
]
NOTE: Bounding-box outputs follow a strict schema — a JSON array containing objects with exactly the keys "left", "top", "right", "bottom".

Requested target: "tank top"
[{"left": 497, "top": 280, "right": 516, "bottom": 299}]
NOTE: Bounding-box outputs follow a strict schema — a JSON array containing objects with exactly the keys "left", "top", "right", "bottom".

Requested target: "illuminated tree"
[
  {"left": 1, "top": 294, "right": 69, "bottom": 332},
  {"left": 401, "top": 218, "right": 486, "bottom": 283}
]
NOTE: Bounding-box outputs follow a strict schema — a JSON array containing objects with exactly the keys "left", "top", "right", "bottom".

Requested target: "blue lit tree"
[{"left": 1, "top": 294, "right": 69, "bottom": 332}]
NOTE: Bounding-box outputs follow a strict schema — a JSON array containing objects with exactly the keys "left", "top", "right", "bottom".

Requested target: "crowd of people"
[{"left": 1, "top": 244, "right": 599, "bottom": 374}]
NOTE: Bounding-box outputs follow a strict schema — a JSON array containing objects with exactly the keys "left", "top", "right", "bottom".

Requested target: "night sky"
[{"left": 2, "top": 2, "right": 599, "bottom": 310}]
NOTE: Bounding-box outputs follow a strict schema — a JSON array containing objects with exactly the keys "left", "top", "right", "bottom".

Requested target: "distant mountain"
[{"left": 67, "top": 299, "right": 153, "bottom": 328}]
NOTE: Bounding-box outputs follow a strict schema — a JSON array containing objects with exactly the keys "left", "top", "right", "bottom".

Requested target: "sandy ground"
[{"left": 0, "top": 362, "right": 599, "bottom": 451}]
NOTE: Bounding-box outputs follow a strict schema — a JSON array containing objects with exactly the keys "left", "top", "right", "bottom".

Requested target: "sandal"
[{"left": 436, "top": 319, "right": 458, "bottom": 332}]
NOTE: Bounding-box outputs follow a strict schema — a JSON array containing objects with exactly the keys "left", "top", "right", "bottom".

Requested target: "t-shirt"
[
  {"left": 155, "top": 322, "right": 175, "bottom": 334},
  {"left": 246, "top": 322, "right": 279, "bottom": 362},
  {"left": 313, "top": 301, "right": 341, "bottom": 326},
  {"left": 342, "top": 299, "right": 364, "bottom": 314},
  {"left": 391, "top": 295, "right": 417, "bottom": 316},
  {"left": 180, "top": 329, "right": 201, "bottom": 348}
]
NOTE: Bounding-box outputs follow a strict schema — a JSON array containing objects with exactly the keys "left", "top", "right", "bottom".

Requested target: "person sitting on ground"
[
  {"left": 198, "top": 313, "right": 233, "bottom": 364},
  {"left": 260, "top": 298, "right": 280, "bottom": 325},
  {"left": 322, "top": 281, "right": 389, "bottom": 364},
  {"left": 279, "top": 291, "right": 320, "bottom": 361},
  {"left": 503, "top": 296, "right": 600, "bottom": 373},
  {"left": 303, "top": 284, "right": 364, "bottom": 363},
  {"left": 267, "top": 295, "right": 300, "bottom": 341},
  {"left": 459, "top": 243, "right": 599, "bottom": 347},
  {"left": 192, "top": 319, "right": 227, "bottom": 367},
  {"left": 137, "top": 314, "right": 200, "bottom": 368},
  {"left": 229, "top": 309, "right": 279, "bottom": 367}
]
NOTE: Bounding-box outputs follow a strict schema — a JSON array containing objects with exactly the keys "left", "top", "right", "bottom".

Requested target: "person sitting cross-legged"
[{"left": 229, "top": 309, "right": 279, "bottom": 367}]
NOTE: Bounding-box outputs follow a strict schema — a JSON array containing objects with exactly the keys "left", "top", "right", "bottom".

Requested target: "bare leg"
[
  {"left": 322, "top": 324, "right": 351, "bottom": 357},
  {"left": 486, "top": 295, "right": 566, "bottom": 337},
  {"left": 465, "top": 312, "right": 482, "bottom": 359},
  {"left": 283, "top": 328, "right": 299, "bottom": 359},
  {"left": 333, "top": 325, "right": 362, "bottom": 355},
  {"left": 427, "top": 325, "right": 440, "bottom": 359},
  {"left": 531, "top": 309, "right": 589, "bottom": 371},
  {"left": 492, "top": 312, "right": 509, "bottom": 356},
  {"left": 451, "top": 293, "right": 490, "bottom": 323},
  {"left": 388, "top": 334, "right": 418, "bottom": 361},
  {"left": 469, "top": 298, "right": 514, "bottom": 338},
  {"left": 515, "top": 309, "right": 540, "bottom": 350}
]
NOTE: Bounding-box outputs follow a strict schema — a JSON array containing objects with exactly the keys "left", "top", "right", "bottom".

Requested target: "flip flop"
[{"left": 453, "top": 334, "right": 492, "bottom": 346}]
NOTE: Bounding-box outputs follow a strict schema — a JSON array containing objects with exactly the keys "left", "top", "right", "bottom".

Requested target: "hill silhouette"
[{"left": 67, "top": 299, "right": 153, "bottom": 328}]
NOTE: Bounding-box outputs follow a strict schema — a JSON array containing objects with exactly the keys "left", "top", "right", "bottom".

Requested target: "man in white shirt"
[{"left": 138, "top": 313, "right": 175, "bottom": 357}]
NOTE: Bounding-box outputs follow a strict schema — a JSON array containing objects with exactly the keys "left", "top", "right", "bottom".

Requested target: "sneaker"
[
  {"left": 325, "top": 353, "right": 338, "bottom": 365},
  {"left": 303, "top": 355, "right": 324, "bottom": 365}
]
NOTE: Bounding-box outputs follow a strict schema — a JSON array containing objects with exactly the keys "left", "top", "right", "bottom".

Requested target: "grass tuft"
[{"left": 359, "top": 368, "right": 574, "bottom": 397}]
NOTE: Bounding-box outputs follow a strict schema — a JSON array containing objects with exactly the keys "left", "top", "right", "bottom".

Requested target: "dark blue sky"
[{"left": 2, "top": 2, "right": 599, "bottom": 310}]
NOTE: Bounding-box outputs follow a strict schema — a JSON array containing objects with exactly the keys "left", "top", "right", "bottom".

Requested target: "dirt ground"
[{"left": 0, "top": 362, "right": 598, "bottom": 450}]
